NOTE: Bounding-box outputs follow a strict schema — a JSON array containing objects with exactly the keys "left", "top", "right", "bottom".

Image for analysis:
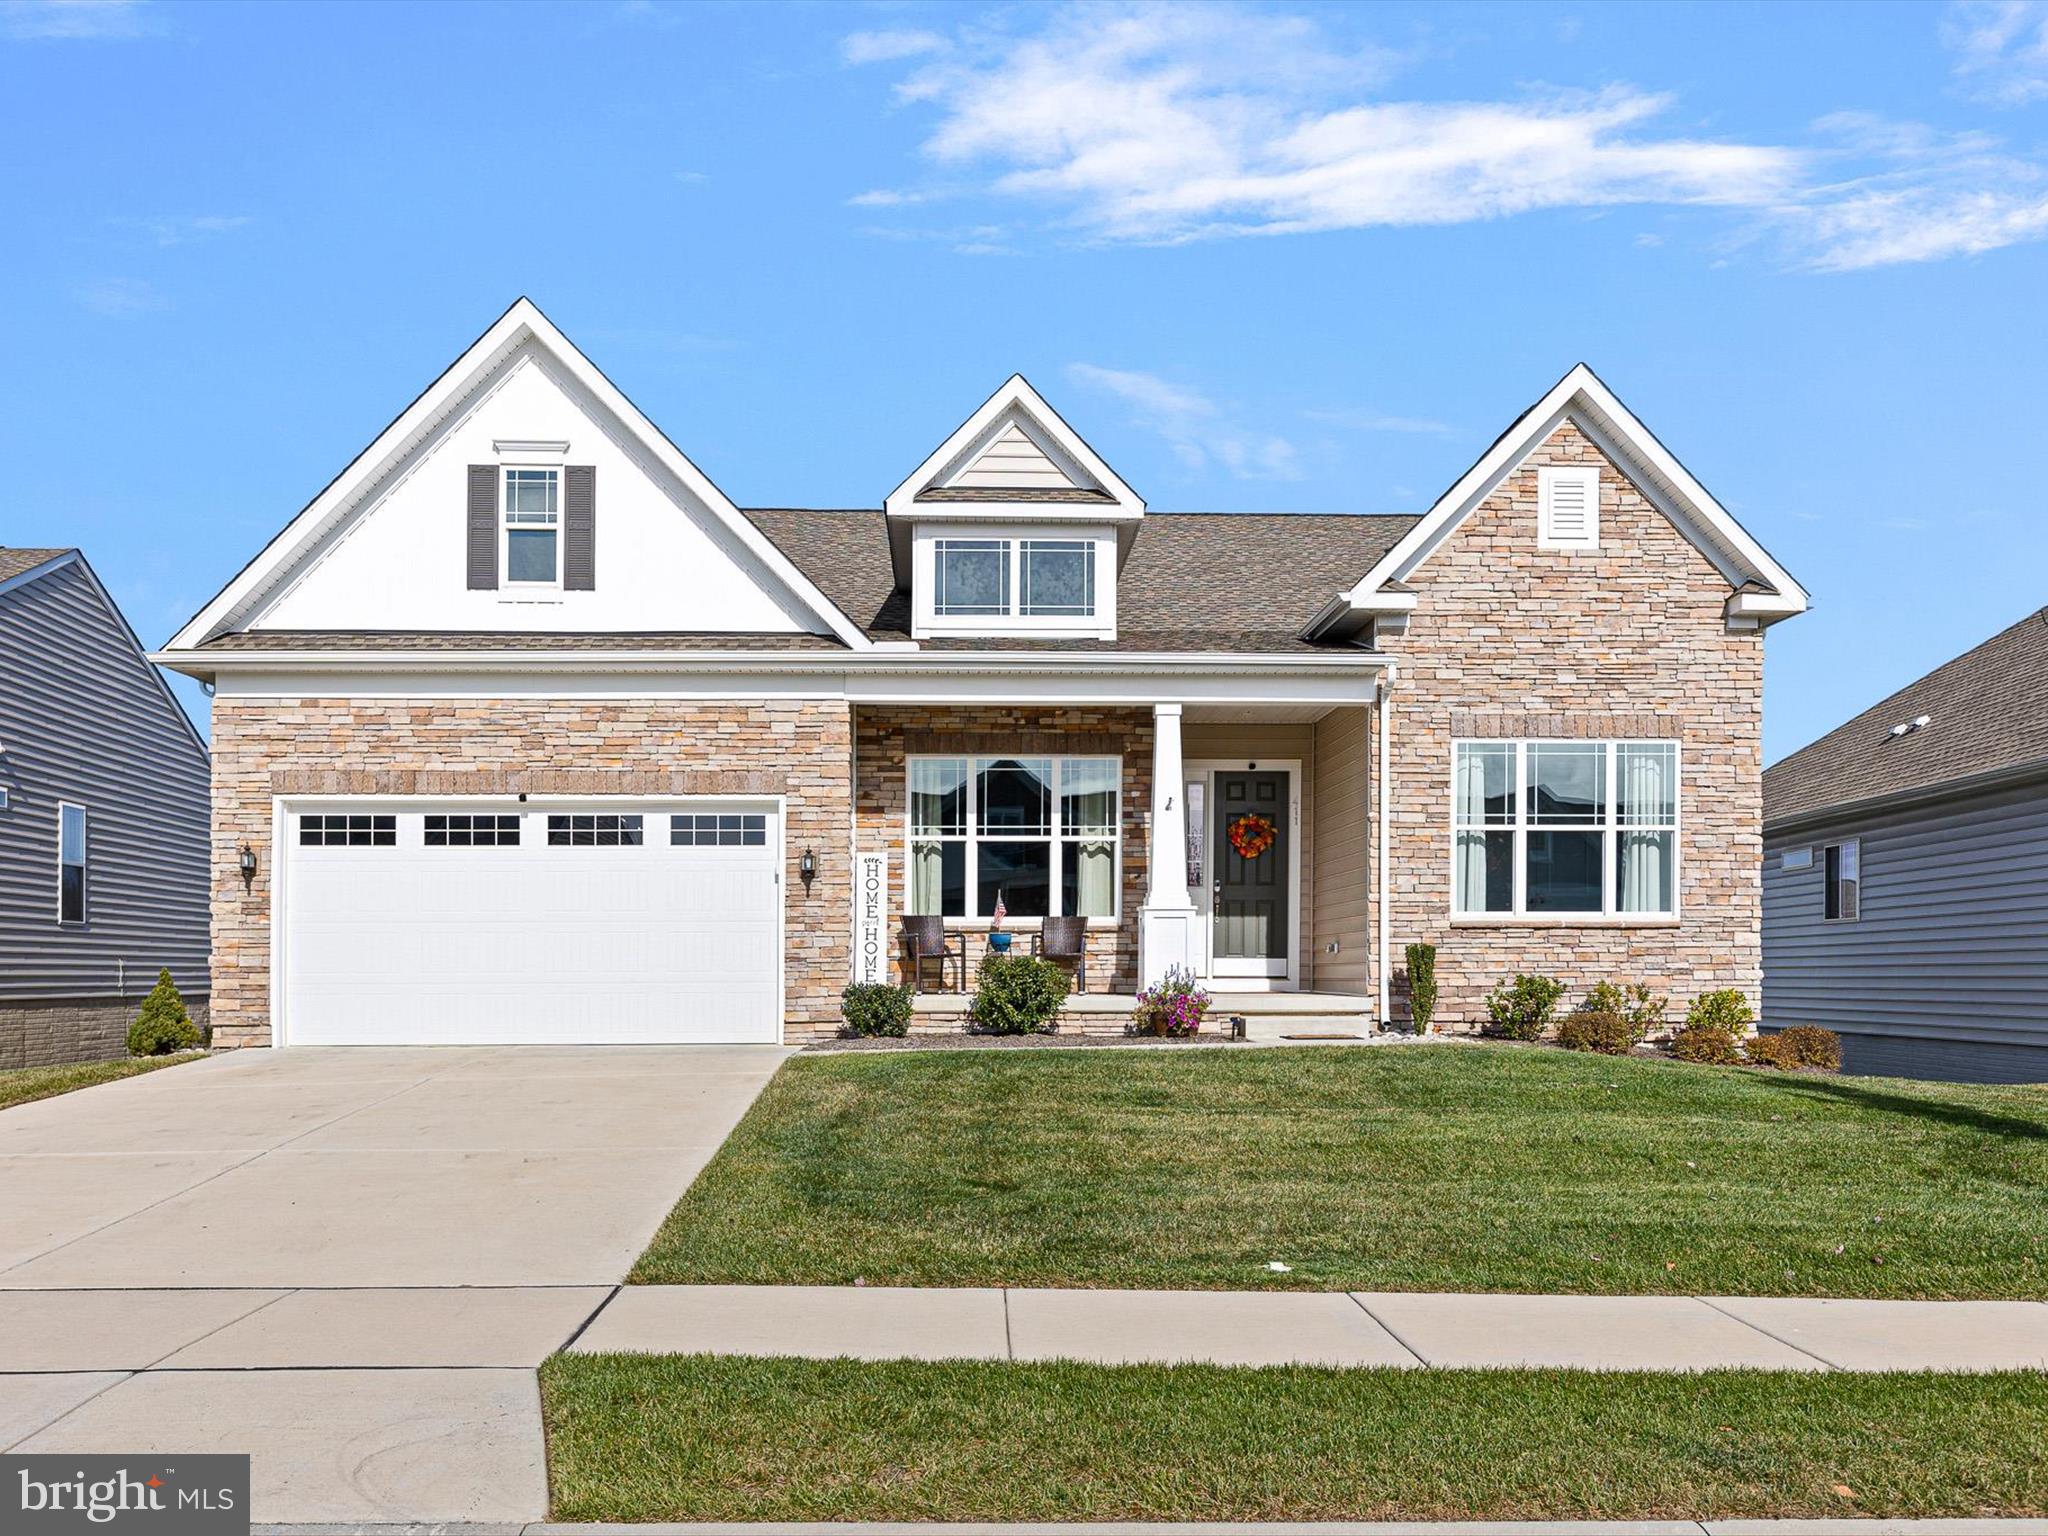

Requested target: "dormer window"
[
  {"left": 504, "top": 468, "right": 560, "bottom": 586},
  {"left": 931, "top": 537, "right": 1097, "bottom": 621},
  {"left": 1022, "top": 539, "right": 1095, "bottom": 616},
  {"left": 934, "top": 539, "right": 1011, "bottom": 617}
]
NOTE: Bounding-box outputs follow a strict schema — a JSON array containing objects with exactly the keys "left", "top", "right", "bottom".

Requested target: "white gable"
[
  {"left": 947, "top": 418, "right": 1094, "bottom": 492},
  {"left": 167, "top": 299, "right": 870, "bottom": 650}
]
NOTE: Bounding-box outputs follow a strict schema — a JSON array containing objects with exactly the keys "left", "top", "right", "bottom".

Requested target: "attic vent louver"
[{"left": 1538, "top": 466, "right": 1599, "bottom": 550}]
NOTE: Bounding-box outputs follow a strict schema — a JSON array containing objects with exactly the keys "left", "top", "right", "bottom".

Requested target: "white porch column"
[{"left": 1139, "top": 702, "right": 1197, "bottom": 985}]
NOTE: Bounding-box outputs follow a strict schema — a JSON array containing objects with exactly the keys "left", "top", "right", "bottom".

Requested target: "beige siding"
[
  {"left": 953, "top": 422, "right": 1077, "bottom": 489},
  {"left": 1311, "top": 708, "right": 1371, "bottom": 993},
  {"left": 1183, "top": 723, "right": 1316, "bottom": 984}
]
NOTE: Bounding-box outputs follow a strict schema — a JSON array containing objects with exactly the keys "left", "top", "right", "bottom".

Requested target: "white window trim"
[
  {"left": 501, "top": 465, "right": 563, "bottom": 591},
  {"left": 905, "top": 753, "right": 1123, "bottom": 928},
  {"left": 1822, "top": 838, "right": 1860, "bottom": 923},
  {"left": 1538, "top": 465, "right": 1601, "bottom": 551},
  {"left": 1448, "top": 738, "right": 1681, "bottom": 925},
  {"left": 911, "top": 522, "right": 1117, "bottom": 640},
  {"left": 57, "top": 800, "right": 86, "bottom": 924}
]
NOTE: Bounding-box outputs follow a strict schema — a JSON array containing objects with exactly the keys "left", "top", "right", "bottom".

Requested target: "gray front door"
[{"left": 1212, "top": 770, "right": 1289, "bottom": 973}]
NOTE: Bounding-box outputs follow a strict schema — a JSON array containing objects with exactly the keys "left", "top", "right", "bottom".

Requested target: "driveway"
[{"left": 0, "top": 1044, "right": 787, "bottom": 1522}]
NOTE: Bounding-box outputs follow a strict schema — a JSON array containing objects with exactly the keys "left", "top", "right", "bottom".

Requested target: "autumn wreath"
[{"left": 1227, "top": 811, "right": 1277, "bottom": 860}]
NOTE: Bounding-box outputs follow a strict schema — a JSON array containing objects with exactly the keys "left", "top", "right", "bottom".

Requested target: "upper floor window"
[
  {"left": 58, "top": 803, "right": 86, "bottom": 923},
  {"left": 504, "top": 468, "right": 560, "bottom": 586},
  {"left": 931, "top": 537, "right": 1096, "bottom": 620},
  {"left": 1453, "top": 739, "right": 1677, "bottom": 918}
]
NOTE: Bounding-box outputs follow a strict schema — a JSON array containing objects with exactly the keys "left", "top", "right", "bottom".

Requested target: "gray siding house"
[
  {"left": 1762, "top": 605, "right": 2048, "bottom": 1083},
  {"left": 0, "top": 548, "right": 210, "bottom": 1064}
]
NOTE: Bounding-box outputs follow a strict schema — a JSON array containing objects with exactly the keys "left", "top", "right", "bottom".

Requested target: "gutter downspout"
[{"left": 1376, "top": 668, "right": 1395, "bottom": 1030}]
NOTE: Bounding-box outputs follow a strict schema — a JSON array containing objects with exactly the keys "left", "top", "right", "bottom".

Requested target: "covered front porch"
[
  {"left": 845, "top": 652, "right": 1392, "bottom": 1028},
  {"left": 908, "top": 987, "right": 1377, "bottom": 1038}
]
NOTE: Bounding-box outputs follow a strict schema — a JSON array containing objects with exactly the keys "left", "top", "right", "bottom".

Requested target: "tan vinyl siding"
[
  {"left": 1183, "top": 723, "right": 1317, "bottom": 985},
  {"left": 1311, "top": 708, "right": 1371, "bottom": 993}
]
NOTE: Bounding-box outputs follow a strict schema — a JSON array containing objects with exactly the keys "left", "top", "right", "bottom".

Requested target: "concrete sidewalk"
[{"left": 570, "top": 1285, "right": 2048, "bottom": 1372}]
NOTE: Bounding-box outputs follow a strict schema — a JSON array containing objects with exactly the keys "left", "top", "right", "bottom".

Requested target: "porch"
[{"left": 909, "top": 988, "right": 1378, "bottom": 1040}]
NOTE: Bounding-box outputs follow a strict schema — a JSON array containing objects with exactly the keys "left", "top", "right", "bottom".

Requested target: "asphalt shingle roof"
[
  {"left": 1763, "top": 604, "right": 2048, "bottom": 828},
  {"left": 0, "top": 547, "right": 70, "bottom": 584}
]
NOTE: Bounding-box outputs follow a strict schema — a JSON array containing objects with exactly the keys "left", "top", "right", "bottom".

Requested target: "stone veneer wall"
[
  {"left": 209, "top": 697, "right": 852, "bottom": 1048},
  {"left": 853, "top": 706, "right": 1154, "bottom": 1015},
  {"left": 0, "top": 997, "right": 211, "bottom": 1069},
  {"left": 1373, "top": 419, "right": 1765, "bottom": 1032}
]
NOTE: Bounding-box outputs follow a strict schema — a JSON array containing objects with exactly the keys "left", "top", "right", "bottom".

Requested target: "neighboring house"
[
  {"left": 1762, "top": 607, "right": 2048, "bottom": 1083},
  {"left": 0, "top": 547, "right": 210, "bottom": 1064},
  {"left": 154, "top": 299, "right": 1806, "bottom": 1048}
]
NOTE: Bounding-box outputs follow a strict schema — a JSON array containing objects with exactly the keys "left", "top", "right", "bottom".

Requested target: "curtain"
[
  {"left": 1618, "top": 832, "right": 1673, "bottom": 913},
  {"left": 911, "top": 842, "right": 944, "bottom": 915},
  {"left": 1453, "top": 748, "right": 1490, "bottom": 911},
  {"left": 1618, "top": 745, "right": 1675, "bottom": 913},
  {"left": 1073, "top": 840, "right": 1115, "bottom": 916}
]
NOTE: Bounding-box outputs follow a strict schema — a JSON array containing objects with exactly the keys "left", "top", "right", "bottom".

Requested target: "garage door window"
[
  {"left": 300, "top": 814, "right": 396, "bottom": 847},
  {"left": 546, "top": 813, "right": 643, "bottom": 847},
  {"left": 426, "top": 814, "right": 521, "bottom": 847},
  {"left": 671, "top": 813, "right": 767, "bottom": 847}
]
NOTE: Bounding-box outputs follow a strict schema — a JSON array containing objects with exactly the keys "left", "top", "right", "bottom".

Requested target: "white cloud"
[
  {"left": 1304, "top": 406, "right": 1454, "bottom": 436},
  {"left": 847, "top": 188, "right": 932, "bottom": 207},
  {"left": 1942, "top": 0, "right": 2048, "bottom": 104},
  {"left": 1067, "top": 362, "right": 1300, "bottom": 480},
  {"left": 76, "top": 277, "right": 164, "bottom": 316},
  {"left": 132, "top": 214, "right": 251, "bottom": 247},
  {"left": 842, "top": 28, "right": 947, "bottom": 66},
  {"left": 860, "top": 1, "right": 2048, "bottom": 272},
  {"left": 673, "top": 170, "right": 709, "bottom": 185},
  {"left": 1, "top": 0, "right": 154, "bottom": 39}
]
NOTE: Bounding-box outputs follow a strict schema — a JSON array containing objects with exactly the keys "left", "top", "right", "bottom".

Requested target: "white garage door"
[{"left": 280, "top": 800, "right": 781, "bottom": 1045}]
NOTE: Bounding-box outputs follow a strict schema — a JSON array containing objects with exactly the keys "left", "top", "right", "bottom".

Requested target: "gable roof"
[
  {"left": 743, "top": 508, "right": 1416, "bottom": 653},
  {"left": 1306, "top": 363, "right": 1808, "bottom": 641},
  {"left": 0, "top": 547, "right": 70, "bottom": 589},
  {"left": 163, "top": 298, "right": 874, "bottom": 653},
  {"left": 1764, "top": 605, "right": 2048, "bottom": 830}
]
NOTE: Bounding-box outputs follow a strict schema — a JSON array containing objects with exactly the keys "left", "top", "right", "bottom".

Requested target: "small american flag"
[{"left": 992, "top": 889, "right": 1007, "bottom": 927}]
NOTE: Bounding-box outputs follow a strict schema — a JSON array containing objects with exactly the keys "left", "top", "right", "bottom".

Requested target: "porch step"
[{"left": 910, "top": 989, "right": 1376, "bottom": 1039}]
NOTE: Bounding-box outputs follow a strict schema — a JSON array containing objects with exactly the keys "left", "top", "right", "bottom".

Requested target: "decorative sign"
[{"left": 853, "top": 851, "right": 889, "bottom": 984}]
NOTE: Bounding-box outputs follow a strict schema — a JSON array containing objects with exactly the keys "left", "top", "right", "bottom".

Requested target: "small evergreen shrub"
[
  {"left": 1686, "top": 988, "right": 1755, "bottom": 1033},
  {"left": 1556, "top": 1010, "right": 1635, "bottom": 1055},
  {"left": 1579, "top": 980, "right": 1667, "bottom": 1043},
  {"left": 970, "top": 954, "right": 1070, "bottom": 1035},
  {"left": 1405, "top": 942, "right": 1438, "bottom": 1035},
  {"left": 840, "top": 982, "right": 914, "bottom": 1038},
  {"left": 127, "top": 968, "right": 202, "bottom": 1057},
  {"left": 1484, "top": 973, "right": 1567, "bottom": 1041},
  {"left": 1133, "top": 964, "right": 1209, "bottom": 1037},
  {"left": 1777, "top": 1025, "right": 1844, "bottom": 1070}
]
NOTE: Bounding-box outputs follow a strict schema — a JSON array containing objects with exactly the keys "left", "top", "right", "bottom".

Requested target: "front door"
[{"left": 1211, "top": 770, "right": 1290, "bottom": 979}]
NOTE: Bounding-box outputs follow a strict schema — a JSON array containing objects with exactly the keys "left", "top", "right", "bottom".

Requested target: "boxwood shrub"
[{"left": 840, "top": 982, "right": 914, "bottom": 1038}]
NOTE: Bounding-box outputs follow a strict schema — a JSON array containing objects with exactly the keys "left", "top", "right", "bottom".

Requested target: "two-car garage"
[{"left": 276, "top": 800, "right": 784, "bottom": 1045}]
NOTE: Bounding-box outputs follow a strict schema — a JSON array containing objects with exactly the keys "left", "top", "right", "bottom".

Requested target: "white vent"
[{"left": 1538, "top": 466, "right": 1600, "bottom": 550}]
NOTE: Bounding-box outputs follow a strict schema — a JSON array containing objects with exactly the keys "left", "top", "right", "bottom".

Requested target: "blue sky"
[{"left": 5, "top": 0, "right": 2047, "bottom": 761}]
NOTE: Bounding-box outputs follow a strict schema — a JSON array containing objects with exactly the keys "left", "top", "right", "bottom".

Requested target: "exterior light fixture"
[
  {"left": 237, "top": 843, "right": 258, "bottom": 888},
  {"left": 799, "top": 848, "right": 817, "bottom": 892}
]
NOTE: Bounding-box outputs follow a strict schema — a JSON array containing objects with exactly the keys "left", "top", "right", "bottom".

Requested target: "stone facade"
[
  {"left": 852, "top": 706, "right": 1154, "bottom": 1002},
  {"left": 208, "top": 697, "right": 852, "bottom": 1047},
  {"left": 1372, "top": 419, "right": 1765, "bottom": 1032},
  {"left": 0, "top": 997, "right": 211, "bottom": 1068}
]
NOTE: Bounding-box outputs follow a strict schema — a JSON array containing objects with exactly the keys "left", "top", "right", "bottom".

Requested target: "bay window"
[
  {"left": 909, "top": 755, "right": 1120, "bottom": 920},
  {"left": 1453, "top": 739, "right": 1678, "bottom": 917}
]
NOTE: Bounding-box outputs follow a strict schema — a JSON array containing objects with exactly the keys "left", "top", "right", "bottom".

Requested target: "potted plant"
[{"left": 1133, "top": 964, "right": 1210, "bottom": 1037}]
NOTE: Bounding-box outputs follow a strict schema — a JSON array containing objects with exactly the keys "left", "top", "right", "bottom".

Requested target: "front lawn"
[
  {"left": 542, "top": 1354, "right": 2048, "bottom": 1522},
  {"left": 0, "top": 1052, "right": 205, "bottom": 1112},
  {"left": 632, "top": 1045, "right": 2048, "bottom": 1297}
]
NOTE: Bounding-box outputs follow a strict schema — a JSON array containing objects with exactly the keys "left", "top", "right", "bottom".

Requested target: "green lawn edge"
[
  {"left": 0, "top": 1052, "right": 207, "bottom": 1112},
  {"left": 630, "top": 1044, "right": 2048, "bottom": 1298},
  {"left": 542, "top": 1353, "right": 2048, "bottom": 1523}
]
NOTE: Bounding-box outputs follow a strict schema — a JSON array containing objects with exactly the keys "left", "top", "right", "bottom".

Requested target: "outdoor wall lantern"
[
  {"left": 799, "top": 848, "right": 817, "bottom": 892},
  {"left": 238, "top": 843, "right": 258, "bottom": 889}
]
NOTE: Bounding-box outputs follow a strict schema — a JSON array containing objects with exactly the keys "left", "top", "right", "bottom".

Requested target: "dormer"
[{"left": 885, "top": 376, "right": 1144, "bottom": 642}]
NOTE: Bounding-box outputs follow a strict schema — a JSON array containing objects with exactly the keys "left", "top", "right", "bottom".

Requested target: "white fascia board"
[
  {"left": 168, "top": 299, "right": 873, "bottom": 652},
  {"left": 1332, "top": 363, "right": 1809, "bottom": 618},
  {"left": 884, "top": 374, "right": 1144, "bottom": 519}
]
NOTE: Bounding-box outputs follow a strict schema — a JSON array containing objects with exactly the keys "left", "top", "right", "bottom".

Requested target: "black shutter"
[
  {"left": 466, "top": 465, "right": 498, "bottom": 590},
  {"left": 563, "top": 464, "right": 595, "bottom": 591}
]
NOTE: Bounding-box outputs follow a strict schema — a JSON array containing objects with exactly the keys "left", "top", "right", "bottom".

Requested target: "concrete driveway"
[{"left": 0, "top": 1044, "right": 788, "bottom": 1522}]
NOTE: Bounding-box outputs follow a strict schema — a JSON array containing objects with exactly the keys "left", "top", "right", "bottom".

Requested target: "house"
[
  {"left": 1762, "top": 607, "right": 2048, "bottom": 1083},
  {"left": 0, "top": 547, "right": 211, "bottom": 1064},
  {"left": 153, "top": 299, "right": 1806, "bottom": 1048}
]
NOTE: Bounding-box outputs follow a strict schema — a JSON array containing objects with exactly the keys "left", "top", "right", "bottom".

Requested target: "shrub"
[
  {"left": 1556, "top": 1010, "right": 1636, "bottom": 1055},
  {"left": 1405, "top": 942, "right": 1438, "bottom": 1035},
  {"left": 840, "top": 982, "right": 914, "bottom": 1038},
  {"left": 1579, "top": 980, "right": 1667, "bottom": 1043},
  {"left": 127, "top": 968, "right": 202, "bottom": 1057},
  {"left": 1776, "top": 1025, "right": 1844, "bottom": 1071},
  {"left": 1670, "top": 1023, "right": 1745, "bottom": 1065},
  {"left": 1133, "top": 964, "right": 1209, "bottom": 1038},
  {"left": 1743, "top": 1031, "right": 1795, "bottom": 1069},
  {"left": 1686, "top": 988, "right": 1755, "bottom": 1033},
  {"left": 1484, "top": 973, "right": 1567, "bottom": 1041},
  {"left": 970, "top": 954, "right": 1070, "bottom": 1035}
]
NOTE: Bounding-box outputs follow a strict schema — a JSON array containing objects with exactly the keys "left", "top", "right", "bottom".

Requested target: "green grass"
[
  {"left": 542, "top": 1353, "right": 2048, "bottom": 1522},
  {"left": 0, "top": 1052, "right": 205, "bottom": 1112},
  {"left": 631, "top": 1044, "right": 2048, "bottom": 1297}
]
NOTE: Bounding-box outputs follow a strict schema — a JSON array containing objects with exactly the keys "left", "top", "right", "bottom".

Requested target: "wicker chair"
[
  {"left": 1032, "top": 914, "right": 1089, "bottom": 993},
  {"left": 901, "top": 915, "right": 965, "bottom": 993}
]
